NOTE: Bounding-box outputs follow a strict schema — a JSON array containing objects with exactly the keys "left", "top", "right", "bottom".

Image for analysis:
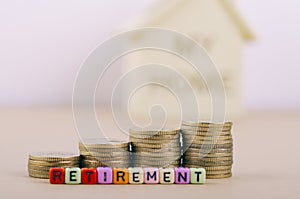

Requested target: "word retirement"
[{"left": 50, "top": 167, "right": 206, "bottom": 184}]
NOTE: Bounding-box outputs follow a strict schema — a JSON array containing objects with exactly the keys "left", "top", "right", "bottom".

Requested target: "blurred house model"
[{"left": 121, "top": 0, "right": 254, "bottom": 121}]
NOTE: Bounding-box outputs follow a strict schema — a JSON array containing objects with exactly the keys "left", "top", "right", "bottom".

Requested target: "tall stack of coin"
[
  {"left": 79, "top": 139, "right": 131, "bottom": 168},
  {"left": 130, "top": 129, "right": 181, "bottom": 168},
  {"left": 28, "top": 152, "right": 80, "bottom": 179},
  {"left": 181, "top": 122, "right": 233, "bottom": 179}
]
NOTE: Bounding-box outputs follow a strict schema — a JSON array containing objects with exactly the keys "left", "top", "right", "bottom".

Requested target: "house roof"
[
  {"left": 122, "top": 0, "right": 254, "bottom": 41},
  {"left": 219, "top": 0, "right": 254, "bottom": 40}
]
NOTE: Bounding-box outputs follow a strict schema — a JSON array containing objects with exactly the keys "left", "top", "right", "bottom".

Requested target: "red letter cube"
[
  {"left": 49, "top": 168, "right": 65, "bottom": 184},
  {"left": 81, "top": 168, "right": 97, "bottom": 184}
]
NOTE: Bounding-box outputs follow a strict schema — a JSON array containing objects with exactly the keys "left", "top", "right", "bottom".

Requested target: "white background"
[{"left": 0, "top": 0, "right": 299, "bottom": 110}]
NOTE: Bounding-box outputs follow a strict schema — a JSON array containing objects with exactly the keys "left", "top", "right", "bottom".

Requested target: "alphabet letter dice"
[
  {"left": 113, "top": 168, "right": 129, "bottom": 184},
  {"left": 81, "top": 168, "right": 97, "bottom": 184},
  {"left": 190, "top": 168, "right": 206, "bottom": 184},
  {"left": 144, "top": 168, "right": 159, "bottom": 184},
  {"left": 49, "top": 168, "right": 65, "bottom": 184},
  {"left": 97, "top": 167, "right": 113, "bottom": 184},
  {"left": 175, "top": 167, "right": 190, "bottom": 184},
  {"left": 129, "top": 167, "right": 144, "bottom": 184},
  {"left": 159, "top": 168, "right": 175, "bottom": 184},
  {"left": 65, "top": 168, "right": 81, "bottom": 184}
]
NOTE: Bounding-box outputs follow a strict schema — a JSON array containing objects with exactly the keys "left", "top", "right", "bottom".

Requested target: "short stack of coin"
[
  {"left": 181, "top": 122, "right": 233, "bottom": 179},
  {"left": 79, "top": 139, "right": 131, "bottom": 168},
  {"left": 130, "top": 129, "right": 181, "bottom": 168},
  {"left": 28, "top": 152, "right": 80, "bottom": 179}
]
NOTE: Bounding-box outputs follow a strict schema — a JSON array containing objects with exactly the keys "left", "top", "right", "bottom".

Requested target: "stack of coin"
[
  {"left": 130, "top": 129, "right": 181, "bottom": 168},
  {"left": 28, "top": 152, "right": 80, "bottom": 179},
  {"left": 181, "top": 121, "right": 233, "bottom": 179},
  {"left": 79, "top": 139, "right": 131, "bottom": 168}
]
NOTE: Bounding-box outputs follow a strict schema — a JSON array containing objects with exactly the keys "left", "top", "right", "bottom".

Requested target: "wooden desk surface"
[{"left": 0, "top": 108, "right": 299, "bottom": 199}]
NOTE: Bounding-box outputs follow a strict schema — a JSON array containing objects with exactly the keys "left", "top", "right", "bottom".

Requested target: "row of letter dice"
[{"left": 50, "top": 167, "right": 206, "bottom": 184}]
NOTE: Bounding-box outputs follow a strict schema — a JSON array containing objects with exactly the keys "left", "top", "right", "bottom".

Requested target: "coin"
[
  {"left": 134, "top": 156, "right": 180, "bottom": 162},
  {"left": 28, "top": 164, "right": 76, "bottom": 170},
  {"left": 82, "top": 159, "right": 130, "bottom": 167},
  {"left": 183, "top": 155, "right": 233, "bottom": 161},
  {"left": 183, "top": 160, "right": 233, "bottom": 167},
  {"left": 28, "top": 172, "right": 49, "bottom": 179},
  {"left": 130, "top": 138, "right": 179, "bottom": 144},
  {"left": 188, "top": 140, "right": 233, "bottom": 146},
  {"left": 199, "top": 166, "right": 232, "bottom": 171},
  {"left": 181, "top": 126, "right": 232, "bottom": 132},
  {"left": 133, "top": 152, "right": 181, "bottom": 158},
  {"left": 130, "top": 139, "right": 179, "bottom": 145},
  {"left": 129, "top": 128, "right": 179, "bottom": 134},
  {"left": 79, "top": 147, "right": 129, "bottom": 153},
  {"left": 28, "top": 160, "right": 80, "bottom": 167},
  {"left": 89, "top": 151, "right": 130, "bottom": 157},
  {"left": 79, "top": 138, "right": 132, "bottom": 169},
  {"left": 130, "top": 134, "right": 179, "bottom": 140},
  {"left": 182, "top": 135, "right": 232, "bottom": 141},
  {"left": 80, "top": 139, "right": 130, "bottom": 148},
  {"left": 134, "top": 164, "right": 179, "bottom": 168},
  {"left": 132, "top": 147, "right": 181, "bottom": 152},
  {"left": 184, "top": 152, "right": 233, "bottom": 158},
  {"left": 186, "top": 143, "right": 233, "bottom": 149},
  {"left": 206, "top": 169, "right": 232, "bottom": 175},
  {"left": 183, "top": 132, "right": 230, "bottom": 137},
  {"left": 29, "top": 152, "right": 80, "bottom": 162},
  {"left": 81, "top": 159, "right": 106, "bottom": 165},
  {"left": 183, "top": 148, "right": 233, "bottom": 154},
  {"left": 132, "top": 142, "right": 180, "bottom": 149},
  {"left": 28, "top": 167, "right": 50, "bottom": 173},
  {"left": 134, "top": 159, "right": 180, "bottom": 164},
  {"left": 206, "top": 173, "right": 232, "bottom": 179},
  {"left": 134, "top": 162, "right": 180, "bottom": 168},
  {"left": 182, "top": 121, "right": 233, "bottom": 127}
]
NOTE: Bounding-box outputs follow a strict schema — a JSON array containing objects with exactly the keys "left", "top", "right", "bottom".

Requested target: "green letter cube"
[
  {"left": 65, "top": 168, "right": 81, "bottom": 184},
  {"left": 128, "top": 167, "right": 144, "bottom": 184},
  {"left": 159, "top": 168, "right": 174, "bottom": 184},
  {"left": 190, "top": 168, "right": 206, "bottom": 184}
]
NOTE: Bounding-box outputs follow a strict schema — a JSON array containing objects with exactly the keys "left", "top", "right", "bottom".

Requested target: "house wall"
[{"left": 124, "top": 0, "right": 245, "bottom": 122}]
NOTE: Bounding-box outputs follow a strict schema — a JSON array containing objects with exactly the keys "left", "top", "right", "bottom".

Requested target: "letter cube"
[
  {"left": 65, "top": 168, "right": 81, "bottom": 184},
  {"left": 159, "top": 168, "right": 174, "bottom": 184},
  {"left": 190, "top": 168, "right": 206, "bottom": 184},
  {"left": 97, "top": 167, "right": 113, "bottom": 184},
  {"left": 49, "top": 168, "right": 65, "bottom": 184},
  {"left": 128, "top": 167, "right": 144, "bottom": 184},
  {"left": 113, "top": 168, "right": 129, "bottom": 184},
  {"left": 175, "top": 167, "right": 190, "bottom": 184},
  {"left": 144, "top": 168, "right": 159, "bottom": 184},
  {"left": 81, "top": 168, "right": 97, "bottom": 184}
]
